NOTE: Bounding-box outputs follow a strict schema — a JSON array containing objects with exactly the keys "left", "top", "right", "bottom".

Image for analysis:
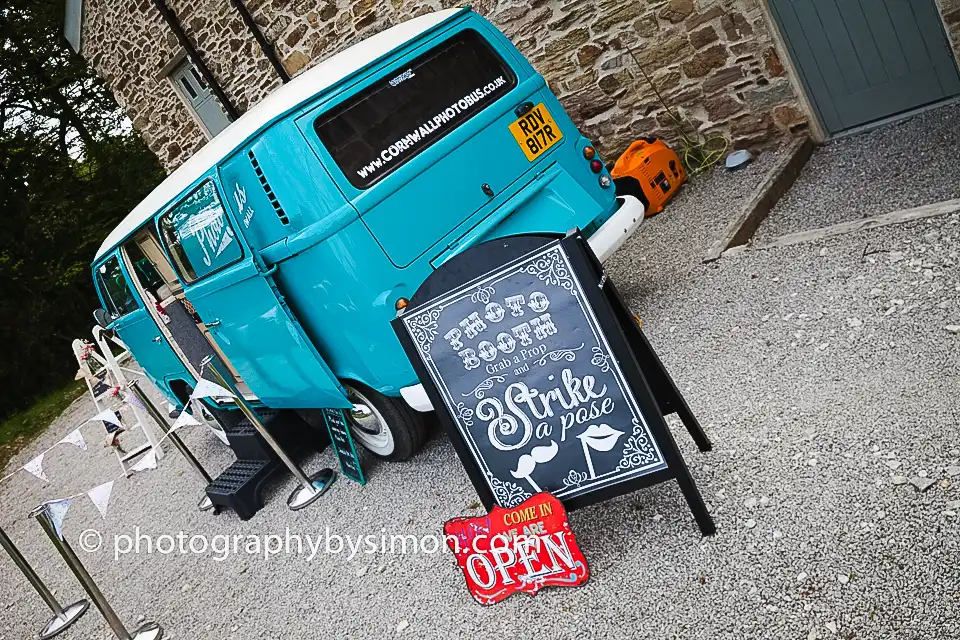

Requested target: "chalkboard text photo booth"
[{"left": 392, "top": 232, "right": 715, "bottom": 536}]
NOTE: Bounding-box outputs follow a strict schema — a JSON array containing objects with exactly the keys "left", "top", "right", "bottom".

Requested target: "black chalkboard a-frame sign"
[{"left": 392, "top": 231, "right": 715, "bottom": 536}]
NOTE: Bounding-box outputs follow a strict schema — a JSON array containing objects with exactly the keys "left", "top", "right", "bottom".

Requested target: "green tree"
[
  {"left": 0, "top": 0, "right": 164, "bottom": 417},
  {"left": 0, "top": 0, "right": 128, "bottom": 151}
]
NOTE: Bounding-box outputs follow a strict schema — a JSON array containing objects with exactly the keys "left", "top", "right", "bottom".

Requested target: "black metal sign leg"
[
  {"left": 618, "top": 374, "right": 716, "bottom": 536},
  {"left": 624, "top": 382, "right": 716, "bottom": 536},
  {"left": 604, "top": 281, "right": 712, "bottom": 452},
  {"left": 669, "top": 390, "right": 712, "bottom": 453},
  {"left": 635, "top": 402, "right": 715, "bottom": 536},
  {"left": 670, "top": 453, "right": 716, "bottom": 536},
  {"left": 635, "top": 329, "right": 712, "bottom": 452}
]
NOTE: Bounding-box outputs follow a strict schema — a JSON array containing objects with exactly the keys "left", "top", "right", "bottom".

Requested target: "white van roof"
[{"left": 95, "top": 8, "right": 463, "bottom": 260}]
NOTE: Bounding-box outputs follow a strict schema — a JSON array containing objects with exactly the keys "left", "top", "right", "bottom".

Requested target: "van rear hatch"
[{"left": 314, "top": 29, "right": 563, "bottom": 267}]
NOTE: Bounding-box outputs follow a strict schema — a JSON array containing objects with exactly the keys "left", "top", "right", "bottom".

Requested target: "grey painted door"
[
  {"left": 171, "top": 59, "right": 231, "bottom": 137},
  {"left": 769, "top": 0, "right": 960, "bottom": 134}
]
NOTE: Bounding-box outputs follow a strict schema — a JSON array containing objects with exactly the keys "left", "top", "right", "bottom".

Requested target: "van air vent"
[{"left": 247, "top": 150, "right": 289, "bottom": 225}]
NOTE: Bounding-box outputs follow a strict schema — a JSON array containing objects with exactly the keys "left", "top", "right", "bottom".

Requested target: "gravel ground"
[
  {"left": 754, "top": 100, "right": 960, "bottom": 244},
  {"left": 2, "top": 164, "right": 959, "bottom": 640}
]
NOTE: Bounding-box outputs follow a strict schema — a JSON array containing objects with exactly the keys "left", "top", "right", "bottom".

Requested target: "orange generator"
[{"left": 611, "top": 137, "right": 686, "bottom": 216}]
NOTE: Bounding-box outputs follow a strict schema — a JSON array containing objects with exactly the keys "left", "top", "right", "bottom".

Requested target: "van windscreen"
[{"left": 314, "top": 29, "right": 517, "bottom": 189}]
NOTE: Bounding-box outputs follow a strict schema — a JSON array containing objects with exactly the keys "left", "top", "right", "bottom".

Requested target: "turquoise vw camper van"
[{"left": 92, "top": 8, "right": 644, "bottom": 462}]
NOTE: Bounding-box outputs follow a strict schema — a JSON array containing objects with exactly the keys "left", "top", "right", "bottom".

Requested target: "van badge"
[
  {"left": 389, "top": 69, "right": 416, "bottom": 87},
  {"left": 234, "top": 183, "right": 254, "bottom": 228}
]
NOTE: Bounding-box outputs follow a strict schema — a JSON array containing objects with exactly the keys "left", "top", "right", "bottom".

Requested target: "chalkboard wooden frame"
[{"left": 392, "top": 231, "right": 714, "bottom": 535}]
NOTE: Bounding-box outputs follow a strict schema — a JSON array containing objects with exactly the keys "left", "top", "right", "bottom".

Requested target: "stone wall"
[
  {"left": 936, "top": 0, "right": 960, "bottom": 54},
  {"left": 82, "top": 0, "right": 808, "bottom": 171}
]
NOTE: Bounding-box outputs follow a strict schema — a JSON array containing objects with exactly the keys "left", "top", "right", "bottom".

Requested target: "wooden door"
[{"left": 769, "top": 0, "right": 960, "bottom": 133}]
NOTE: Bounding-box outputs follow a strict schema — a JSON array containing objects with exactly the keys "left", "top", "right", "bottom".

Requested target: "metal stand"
[
  {"left": 127, "top": 381, "right": 217, "bottom": 513},
  {"left": 31, "top": 505, "right": 162, "bottom": 640},
  {"left": 0, "top": 525, "right": 89, "bottom": 639},
  {"left": 202, "top": 357, "right": 336, "bottom": 510}
]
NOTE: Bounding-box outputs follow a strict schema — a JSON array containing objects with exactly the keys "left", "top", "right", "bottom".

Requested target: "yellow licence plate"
[{"left": 509, "top": 103, "right": 563, "bottom": 161}]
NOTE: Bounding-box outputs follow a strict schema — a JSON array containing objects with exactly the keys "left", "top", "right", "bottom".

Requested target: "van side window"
[
  {"left": 158, "top": 180, "right": 242, "bottom": 283},
  {"left": 95, "top": 256, "right": 138, "bottom": 318},
  {"left": 314, "top": 29, "right": 517, "bottom": 189}
]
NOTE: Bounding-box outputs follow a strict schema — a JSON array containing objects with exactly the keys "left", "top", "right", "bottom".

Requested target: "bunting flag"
[
  {"left": 87, "top": 481, "right": 115, "bottom": 518},
  {"left": 88, "top": 409, "right": 123, "bottom": 428},
  {"left": 123, "top": 391, "right": 145, "bottom": 412},
  {"left": 44, "top": 499, "right": 72, "bottom": 540},
  {"left": 129, "top": 449, "right": 157, "bottom": 473},
  {"left": 75, "top": 368, "right": 97, "bottom": 383},
  {"left": 23, "top": 453, "right": 48, "bottom": 482},
  {"left": 190, "top": 399, "right": 230, "bottom": 446},
  {"left": 189, "top": 378, "right": 235, "bottom": 401},
  {"left": 58, "top": 429, "right": 87, "bottom": 451},
  {"left": 172, "top": 410, "right": 202, "bottom": 431},
  {"left": 208, "top": 422, "right": 230, "bottom": 446}
]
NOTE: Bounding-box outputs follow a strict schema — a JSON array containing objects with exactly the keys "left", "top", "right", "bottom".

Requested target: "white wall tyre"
[
  {"left": 346, "top": 392, "right": 394, "bottom": 456},
  {"left": 344, "top": 383, "right": 428, "bottom": 461}
]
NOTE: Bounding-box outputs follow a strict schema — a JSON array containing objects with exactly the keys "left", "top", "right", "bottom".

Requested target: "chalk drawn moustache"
[{"left": 510, "top": 440, "right": 559, "bottom": 492}]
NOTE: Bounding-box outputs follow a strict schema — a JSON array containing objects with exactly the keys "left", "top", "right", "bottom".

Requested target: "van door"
[
  {"left": 156, "top": 179, "right": 351, "bottom": 409},
  {"left": 94, "top": 253, "right": 190, "bottom": 396},
  {"left": 121, "top": 231, "right": 249, "bottom": 394}
]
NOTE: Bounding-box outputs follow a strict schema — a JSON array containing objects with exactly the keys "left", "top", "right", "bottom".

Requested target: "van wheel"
[{"left": 344, "top": 384, "right": 427, "bottom": 461}]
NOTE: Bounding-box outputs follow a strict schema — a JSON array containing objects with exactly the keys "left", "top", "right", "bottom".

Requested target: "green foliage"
[
  {"left": 0, "top": 380, "right": 85, "bottom": 471},
  {"left": 0, "top": 0, "right": 125, "bottom": 151},
  {"left": 0, "top": 1, "right": 165, "bottom": 421}
]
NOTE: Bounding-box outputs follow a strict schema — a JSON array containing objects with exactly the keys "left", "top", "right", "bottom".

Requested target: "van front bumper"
[{"left": 399, "top": 194, "right": 644, "bottom": 414}]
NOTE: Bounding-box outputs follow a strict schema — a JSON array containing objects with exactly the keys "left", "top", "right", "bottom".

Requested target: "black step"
[
  {"left": 206, "top": 407, "right": 329, "bottom": 460},
  {"left": 218, "top": 409, "right": 279, "bottom": 435},
  {"left": 221, "top": 410, "right": 280, "bottom": 461},
  {"left": 222, "top": 423, "right": 270, "bottom": 460},
  {"left": 206, "top": 458, "right": 282, "bottom": 521}
]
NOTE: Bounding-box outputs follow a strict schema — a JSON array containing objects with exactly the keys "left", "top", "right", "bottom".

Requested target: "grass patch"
[{"left": 0, "top": 381, "right": 85, "bottom": 472}]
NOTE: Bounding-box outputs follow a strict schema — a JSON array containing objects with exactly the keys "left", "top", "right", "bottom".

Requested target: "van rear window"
[{"left": 314, "top": 29, "right": 517, "bottom": 189}]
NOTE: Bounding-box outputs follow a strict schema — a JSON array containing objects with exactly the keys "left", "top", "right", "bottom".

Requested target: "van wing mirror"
[{"left": 93, "top": 308, "right": 113, "bottom": 328}]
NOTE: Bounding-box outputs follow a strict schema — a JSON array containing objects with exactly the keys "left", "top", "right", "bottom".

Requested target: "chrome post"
[
  {"left": 31, "top": 504, "right": 162, "bottom": 640},
  {"left": 0, "top": 524, "right": 89, "bottom": 639},
  {"left": 127, "top": 381, "right": 216, "bottom": 511},
  {"left": 201, "top": 356, "right": 335, "bottom": 510}
]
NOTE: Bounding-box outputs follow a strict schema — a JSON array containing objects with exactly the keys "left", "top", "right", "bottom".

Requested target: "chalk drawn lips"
[
  {"left": 576, "top": 424, "right": 624, "bottom": 452},
  {"left": 576, "top": 424, "right": 624, "bottom": 479}
]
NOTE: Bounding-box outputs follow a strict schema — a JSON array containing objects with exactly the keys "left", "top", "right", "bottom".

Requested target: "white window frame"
[{"left": 64, "top": 0, "right": 84, "bottom": 53}]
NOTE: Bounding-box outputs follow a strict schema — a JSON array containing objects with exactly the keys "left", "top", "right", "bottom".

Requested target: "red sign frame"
[{"left": 444, "top": 493, "right": 589, "bottom": 605}]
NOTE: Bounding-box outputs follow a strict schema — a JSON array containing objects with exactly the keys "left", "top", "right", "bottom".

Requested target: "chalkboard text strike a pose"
[{"left": 474, "top": 367, "right": 616, "bottom": 451}]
